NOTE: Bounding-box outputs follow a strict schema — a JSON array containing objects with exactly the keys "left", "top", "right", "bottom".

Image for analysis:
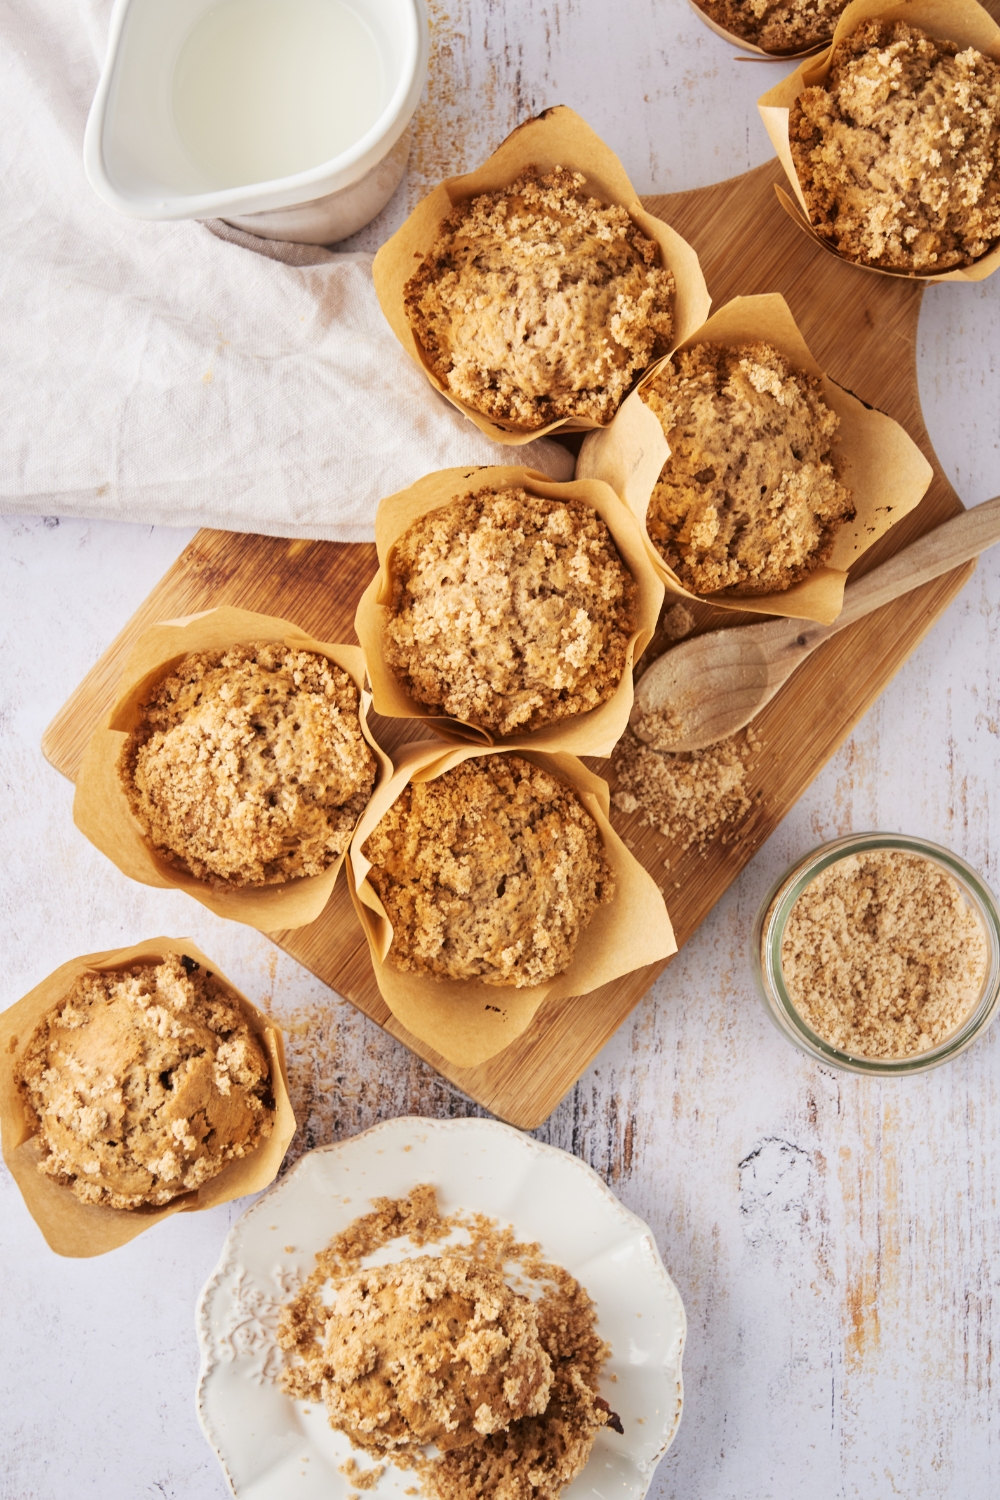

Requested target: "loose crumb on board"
[
  {"left": 630, "top": 703, "right": 694, "bottom": 751},
  {"left": 660, "top": 602, "right": 696, "bottom": 642},
  {"left": 610, "top": 726, "right": 761, "bottom": 861}
]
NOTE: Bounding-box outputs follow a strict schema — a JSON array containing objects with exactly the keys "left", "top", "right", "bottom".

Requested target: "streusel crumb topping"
[
  {"left": 642, "top": 340, "right": 853, "bottom": 596},
  {"left": 790, "top": 20, "right": 1000, "bottom": 271},
  {"left": 292, "top": 1256, "right": 553, "bottom": 1453},
  {"left": 383, "top": 487, "right": 636, "bottom": 736},
  {"left": 362, "top": 754, "right": 613, "bottom": 988},
  {"left": 120, "top": 642, "right": 376, "bottom": 888},
  {"left": 781, "top": 850, "right": 990, "bottom": 1057},
  {"left": 278, "top": 1185, "right": 619, "bottom": 1500},
  {"left": 695, "top": 0, "right": 847, "bottom": 54},
  {"left": 17, "top": 955, "right": 274, "bottom": 1209},
  {"left": 405, "top": 167, "right": 674, "bottom": 430}
]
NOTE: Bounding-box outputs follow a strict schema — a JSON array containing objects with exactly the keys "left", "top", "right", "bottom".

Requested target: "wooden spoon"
[{"left": 632, "top": 494, "right": 1000, "bottom": 752}]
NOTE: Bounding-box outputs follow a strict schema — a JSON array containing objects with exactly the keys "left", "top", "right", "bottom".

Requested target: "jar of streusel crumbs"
[{"left": 752, "top": 834, "right": 1000, "bottom": 1076}]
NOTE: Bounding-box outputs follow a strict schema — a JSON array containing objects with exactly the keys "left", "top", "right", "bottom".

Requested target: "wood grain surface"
[{"left": 41, "top": 160, "right": 974, "bottom": 1129}]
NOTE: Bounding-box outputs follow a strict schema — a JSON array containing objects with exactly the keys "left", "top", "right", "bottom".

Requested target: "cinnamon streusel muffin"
[
  {"left": 16, "top": 955, "right": 275, "bottom": 1209},
  {"left": 405, "top": 167, "right": 675, "bottom": 430},
  {"left": 383, "top": 487, "right": 637, "bottom": 736},
  {"left": 277, "top": 1185, "right": 620, "bottom": 1500},
  {"left": 362, "top": 754, "right": 613, "bottom": 988},
  {"left": 120, "top": 643, "right": 377, "bottom": 888},
  {"left": 289, "top": 1256, "right": 553, "bottom": 1453},
  {"left": 642, "top": 340, "right": 854, "bottom": 595},
  {"left": 790, "top": 20, "right": 1000, "bottom": 271},
  {"left": 695, "top": 0, "right": 847, "bottom": 54}
]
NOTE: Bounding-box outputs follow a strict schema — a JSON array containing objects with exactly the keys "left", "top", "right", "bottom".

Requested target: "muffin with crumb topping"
[
  {"left": 695, "top": 0, "right": 848, "bottom": 54},
  {"left": 16, "top": 955, "right": 275, "bottom": 1209},
  {"left": 295, "top": 1256, "right": 553, "bottom": 1453},
  {"left": 404, "top": 167, "right": 675, "bottom": 431},
  {"left": 119, "top": 642, "right": 376, "bottom": 887},
  {"left": 383, "top": 487, "right": 636, "bottom": 736},
  {"left": 641, "top": 339, "right": 854, "bottom": 596},
  {"left": 790, "top": 19, "right": 1000, "bottom": 271},
  {"left": 362, "top": 754, "right": 613, "bottom": 988}
]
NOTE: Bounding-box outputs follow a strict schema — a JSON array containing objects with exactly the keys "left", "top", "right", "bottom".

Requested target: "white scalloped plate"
[{"left": 196, "top": 1116, "right": 685, "bottom": 1499}]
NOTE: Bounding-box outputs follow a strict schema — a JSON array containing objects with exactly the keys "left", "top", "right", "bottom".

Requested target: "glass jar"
[{"left": 752, "top": 832, "right": 1000, "bottom": 1076}]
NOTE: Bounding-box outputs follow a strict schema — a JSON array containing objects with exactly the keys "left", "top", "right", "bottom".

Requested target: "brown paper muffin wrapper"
[
  {"left": 0, "top": 938, "right": 295, "bottom": 1257},
  {"left": 73, "top": 606, "right": 392, "bottom": 933},
  {"left": 348, "top": 742, "right": 677, "bottom": 1068},
  {"left": 687, "top": 0, "right": 836, "bottom": 58},
  {"left": 371, "top": 105, "right": 712, "bottom": 444},
  {"left": 355, "top": 466, "right": 665, "bottom": 755},
  {"left": 576, "top": 293, "right": 933, "bottom": 624},
  {"left": 758, "top": 0, "right": 1000, "bottom": 282}
]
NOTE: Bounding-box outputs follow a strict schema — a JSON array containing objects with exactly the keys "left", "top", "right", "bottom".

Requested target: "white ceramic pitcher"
[{"left": 84, "top": 0, "right": 428, "bottom": 243}]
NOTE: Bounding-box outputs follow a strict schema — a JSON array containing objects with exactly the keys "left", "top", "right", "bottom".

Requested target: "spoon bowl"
[
  {"left": 631, "top": 631, "right": 776, "bottom": 749},
  {"left": 632, "top": 494, "right": 1000, "bottom": 752}
]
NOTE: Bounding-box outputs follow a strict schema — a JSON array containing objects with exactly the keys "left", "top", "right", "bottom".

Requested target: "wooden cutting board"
[{"left": 42, "top": 157, "right": 976, "bottom": 1129}]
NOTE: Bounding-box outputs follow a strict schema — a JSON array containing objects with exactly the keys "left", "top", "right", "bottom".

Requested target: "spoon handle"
[{"left": 835, "top": 494, "right": 1000, "bottom": 630}]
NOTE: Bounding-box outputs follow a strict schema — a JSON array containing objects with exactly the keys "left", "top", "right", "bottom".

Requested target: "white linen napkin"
[{"left": 0, "top": 0, "right": 573, "bottom": 542}]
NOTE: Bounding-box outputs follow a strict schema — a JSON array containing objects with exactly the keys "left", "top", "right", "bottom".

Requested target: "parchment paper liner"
[
  {"left": 348, "top": 742, "right": 677, "bottom": 1068},
  {"left": 0, "top": 937, "right": 295, "bottom": 1257},
  {"left": 576, "top": 293, "right": 933, "bottom": 624},
  {"left": 355, "top": 466, "right": 665, "bottom": 755},
  {"left": 687, "top": 0, "right": 836, "bottom": 58},
  {"left": 73, "top": 606, "right": 392, "bottom": 933},
  {"left": 371, "top": 105, "right": 712, "bottom": 444},
  {"left": 758, "top": 0, "right": 1000, "bottom": 282}
]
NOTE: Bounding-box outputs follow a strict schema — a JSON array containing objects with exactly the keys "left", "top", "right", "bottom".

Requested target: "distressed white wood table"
[{"left": 3, "top": 2, "right": 1000, "bottom": 1497}]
